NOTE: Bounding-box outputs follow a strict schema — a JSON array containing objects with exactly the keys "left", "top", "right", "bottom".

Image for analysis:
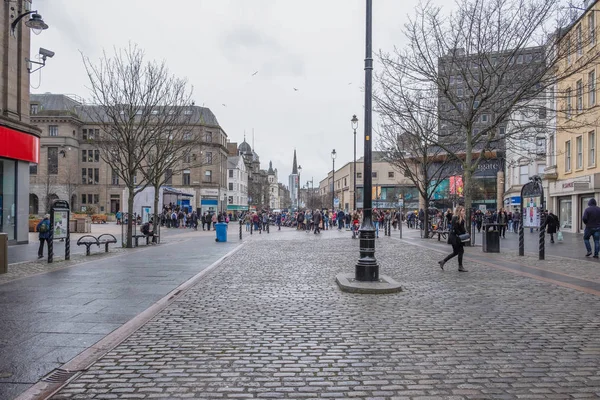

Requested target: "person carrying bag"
[{"left": 438, "top": 206, "right": 468, "bottom": 272}]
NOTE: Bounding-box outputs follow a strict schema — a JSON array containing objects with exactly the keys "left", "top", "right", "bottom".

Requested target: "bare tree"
[
  {"left": 81, "top": 44, "right": 195, "bottom": 247},
  {"left": 376, "top": 84, "right": 454, "bottom": 235},
  {"left": 41, "top": 173, "right": 58, "bottom": 214},
  {"left": 379, "top": 0, "right": 600, "bottom": 234}
]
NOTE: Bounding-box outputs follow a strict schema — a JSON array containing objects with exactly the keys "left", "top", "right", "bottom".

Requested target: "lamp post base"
[
  {"left": 355, "top": 225, "right": 379, "bottom": 281},
  {"left": 336, "top": 273, "right": 402, "bottom": 294}
]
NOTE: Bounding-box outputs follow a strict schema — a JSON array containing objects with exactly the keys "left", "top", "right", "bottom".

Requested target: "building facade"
[
  {"left": 549, "top": 0, "right": 600, "bottom": 232},
  {"left": 227, "top": 155, "right": 248, "bottom": 213},
  {"left": 267, "top": 161, "right": 280, "bottom": 210},
  {"left": 0, "top": 0, "right": 43, "bottom": 244},
  {"left": 319, "top": 152, "right": 418, "bottom": 213},
  {"left": 29, "top": 93, "right": 229, "bottom": 216},
  {"left": 288, "top": 149, "right": 300, "bottom": 210}
]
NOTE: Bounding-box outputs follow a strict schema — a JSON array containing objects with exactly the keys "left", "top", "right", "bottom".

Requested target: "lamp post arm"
[{"left": 10, "top": 10, "right": 36, "bottom": 33}]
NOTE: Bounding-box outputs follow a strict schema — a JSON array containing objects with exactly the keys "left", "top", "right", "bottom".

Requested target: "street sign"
[
  {"left": 334, "top": 198, "right": 340, "bottom": 207},
  {"left": 398, "top": 199, "right": 404, "bottom": 207}
]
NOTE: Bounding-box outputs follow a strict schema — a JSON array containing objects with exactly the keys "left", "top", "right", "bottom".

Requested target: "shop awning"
[{"left": 162, "top": 186, "right": 193, "bottom": 197}]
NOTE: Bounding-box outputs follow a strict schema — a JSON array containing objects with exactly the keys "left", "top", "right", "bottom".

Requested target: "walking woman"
[{"left": 438, "top": 206, "right": 468, "bottom": 272}]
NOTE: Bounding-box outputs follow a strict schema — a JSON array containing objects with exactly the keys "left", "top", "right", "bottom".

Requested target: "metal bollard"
[
  {"left": 539, "top": 214, "right": 546, "bottom": 260},
  {"left": 250, "top": 223, "right": 253, "bottom": 235},
  {"left": 239, "top": 220, "right": 243, "bottom": 240},
  {"left": 267, "top": 222, "right": 270, "bottom": 234}
]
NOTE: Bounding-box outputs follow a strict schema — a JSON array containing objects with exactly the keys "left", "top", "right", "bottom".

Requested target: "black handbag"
[{"left": 459, "top": 233, "right": 471, "bottom": 242}]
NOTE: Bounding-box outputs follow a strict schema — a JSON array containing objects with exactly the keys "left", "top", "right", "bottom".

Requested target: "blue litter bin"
[{"left": 215, "top": 222, "right": 228, "bottom": 242}]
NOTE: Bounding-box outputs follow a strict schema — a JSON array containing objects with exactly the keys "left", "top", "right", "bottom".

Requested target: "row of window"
[
  {"left": 228, "top": 182, "right": 248, "bottom": 192},
  {"left": 565, "top": 131, "right": 596, "bottom": 172},
  {"left": 82, "top": 168, "right": 100, "bottom": 185},
  {"left": 566, "top": 70, "right": 596, "bottom": 117},
  {"left": 82, "top": 150, "right": 100, "bottom": 163},
  {"left": 566, "top": 11, "right": 596, "bottom": 66},
  {"left": 81, "top": 194, "right": 100, "bottom": 205},
  {"left": 43, "top": 126, "right": 217, "bottom": 144}
]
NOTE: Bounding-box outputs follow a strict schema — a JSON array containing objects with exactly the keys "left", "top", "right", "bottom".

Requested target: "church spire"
[{"left": 292, "top": 149, "right": 298, "bottom": 174}]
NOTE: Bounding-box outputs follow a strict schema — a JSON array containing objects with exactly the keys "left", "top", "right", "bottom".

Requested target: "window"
[
  {"left": 165, "top": 169, "right": 173, "bottom": 185},
  {"left": 473, "top": 100, "right": 480, "bottom": 109},
  {"left": 577, "top": 80, "right": 583, "bottom": 112},
  {"left": 204, "top": 170, "right": 212, "bottom": 183},
  {"left": 549, "top": 134, "right": 555, "bottom": 166},
  {"left": 517, "top": 54, "right": 523, "bottom": 64},
  {"left": 567, "top": 37, "right": 572, "bottom": 65},
  {"left": 372, "top": 172, "right": 378, "bottom": 178},
  {"left": 577, "top": 136, "right": 583, "bottom": 169},
  {"left": 538, "top": 107, "right": 547, "bottom": 119},
  {"left": 525, "top": 54, "right": 532, "bottom": 63},
  {"left": 590, "top": 12, "right": 596, "bottom": 46},
  {"left": 205, "top": 132, "right": 212, "bottom": 142},
  {"left": 589, "top": 131, "right": 596, "bottom": 166},
  {"left": 183, "top": 171, "right": 190, "bottom": 185},
  {"left": 30, "top": 104, "right": 38, "bottom": 115},
  {"left": 577, "top": 24, "right": 583, "bottom": 56},
  {"left": 88, "top": 168, "right": 93, "bottom": 184},
  {"left": 590, "top": 70, "right": 596, "bottom": 107},
  {"left": 388, "top": 171, "right": 395, "bottom": 178},
  {"left": 94, "top": 168, "right": 99, "bottom": 184},
  {"left": 457, "top": 88, "right": 464, "bottom": 97},
  {"left": 480, "top": 114, "right": 489, "bottom": 123},
  {"left": 567, "top": 87, "right": 572, "bottom": 117},
  {"left": 94, "top": 150, "right": 100, "bottom": 162},
  {"left": 229, "top": 170, "right": 234, "bottom": 178},
  {"left": 519, "top": 165, "right": 529, "bottom": 184},
  {"left": 81, "top": 168, "right": 87, "bottom": 184},
  {"left": 30, "top": 163, "right": 37, "bottom": 174},
  {"left": 183, "top": 132, "right": 192, "bottom": 140},
  {"left": 133, "top": 174, "right": 137, "bottom": 185},
  {"left": 47, "top": 147, "right": 58, "bottom": 174},
  {"left": 565, "top": 140, "right": 572, "bottom": 172},
  {"left": 88, "top": 194, "right": 93, "bottom": 204},
  {"left": 228, "top": 183, "right": 234, "bottom": 191},
  {"left": 499, "top": 126, "right": 506, "bottom": 136},
  {"left": 81, "top": 194, "right": 87, "bottom": 204},
  {"left": 82, "top": 129, "right": 87, "bottom": 140},
  {"left": 357, "top": 172, "right": 362, "bottom": 179},
  {"left": 49, "top": 125, "right": 58, "bottom": 137},
  {"left": 111, "top": 169, "right": 119, "bottom": 185},
  {"left": 205, "top": 152, "right": 212, "bottom": 164},
  {"left": 536, "top": 136, "right": 546, "bottom": 155},
  {"left": 94, "top": 194, "right": 99, "bottom": 204},
  {"left": 81, "top": 150, "right": 86, "bottom": 163}
]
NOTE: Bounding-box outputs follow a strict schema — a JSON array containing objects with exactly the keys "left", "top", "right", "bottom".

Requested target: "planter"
[
  {"left": 29, "top": 219, "right": 41, "bottom": 232},
  {"left": 91, "top": 214, "right": 107, "bottom": 224},
  {"left": 106, "top": 214, "right": 116, "bottom": 222}
]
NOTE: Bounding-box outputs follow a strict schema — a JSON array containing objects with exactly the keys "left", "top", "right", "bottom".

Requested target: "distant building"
[
  {"left": 227, "top": 155, "right": 248, "bottom": 213},
  {"left": 288, "top": 149, "right": 300, "bottom": 209}
]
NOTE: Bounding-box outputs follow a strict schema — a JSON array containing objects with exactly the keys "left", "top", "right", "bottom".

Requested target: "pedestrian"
[
  {"left": 545, "top": 210, "right": 559, "bottom": 243},
  {"left": 438, "top": 206, "right": 468, "bottom": 272},
  {"left": 582, "top": 198, "right": 600, "bottom": 257},
  {"left": 497, "top": 208, "right": 508, "bottom": 238},
  {"left": 36, "top": 214, "right": 51, "bottom": 259},
  {"left": 513, "top": 208, "right": 521, "bottom": 233},
  {"left": 313, "top": 210, "right": 322, "bottom": 234}
]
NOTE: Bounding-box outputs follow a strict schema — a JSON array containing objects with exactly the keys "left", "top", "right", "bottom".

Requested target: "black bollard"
[
  {"left": 539, "top": 213, "right": 546, "bottom": 260},
  {"left": 239, "top": 220, "right": 243, "bottom": 240},
  {"left": 250, "top": 223, "right": 253, "bottom": 235},
  {"left": 267, "top": 222, "right": 270, "bottom": 234}
]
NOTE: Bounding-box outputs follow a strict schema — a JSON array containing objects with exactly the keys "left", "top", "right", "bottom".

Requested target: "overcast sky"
[{"left": 31, "top": 0, "right": 441, "bottom": 187}]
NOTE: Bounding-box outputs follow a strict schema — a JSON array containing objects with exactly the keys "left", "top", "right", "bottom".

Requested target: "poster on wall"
[
  {"left": 53, "top": 211, "right": 68, "bottom": 239},
  {"left": 523, "top": 197, "right": 540, "bottom": 228}
]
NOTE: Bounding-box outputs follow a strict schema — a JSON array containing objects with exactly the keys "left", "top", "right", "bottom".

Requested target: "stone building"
[
  {"left": 29, "top": 93, "right": 229, "bottom": 215},
  {"left": 0, "top": 1, "right": 47, "bottom": 244}
]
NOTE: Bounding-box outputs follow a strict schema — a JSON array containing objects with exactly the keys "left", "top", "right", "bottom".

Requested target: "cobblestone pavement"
[{"left": 51, "top": 230, "right": 600, "bottom": 399}]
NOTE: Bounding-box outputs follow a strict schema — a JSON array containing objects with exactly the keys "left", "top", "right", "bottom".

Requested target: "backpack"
[{"left": 39, "top": 221, "right": 49, "bottom": 233}]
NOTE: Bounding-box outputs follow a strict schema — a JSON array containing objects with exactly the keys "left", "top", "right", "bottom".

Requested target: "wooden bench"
[
  {"left": 97, "top": 234, "right": 117, "bottom": 252},
  {"left": 76, "top": 235, "right": 99, "bottom": 256}
]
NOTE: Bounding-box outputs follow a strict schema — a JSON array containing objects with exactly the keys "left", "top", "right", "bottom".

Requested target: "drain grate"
[{"left": 41, "top": 368, "right": 78, "bottom": 383}]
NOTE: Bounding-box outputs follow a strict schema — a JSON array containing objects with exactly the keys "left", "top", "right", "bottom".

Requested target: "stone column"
[{"left": 497, "top": 170, "right": 505, "bottom": 210}]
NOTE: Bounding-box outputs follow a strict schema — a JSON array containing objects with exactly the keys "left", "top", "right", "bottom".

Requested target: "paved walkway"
[
  {"left": 31, "top": 227, "right": 600, "bottom": 399},
  {"left": 0, "top": 225, "right": 243, "bottom": 400}
]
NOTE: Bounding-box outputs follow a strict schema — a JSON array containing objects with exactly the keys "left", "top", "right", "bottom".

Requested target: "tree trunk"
[
  {"left": 126, "top": 187, "right": 134, "bottom": 248},
  {"left": 463, "top": 147, "right": 473, "bottom": 238}
]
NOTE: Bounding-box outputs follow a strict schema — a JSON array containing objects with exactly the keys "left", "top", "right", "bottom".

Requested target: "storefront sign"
[
  {"left": 0, "top": 126, "right": 39, "bottom": 163},
  {"left": 200, "top": 188, "right": 219, "bottom": 196}
]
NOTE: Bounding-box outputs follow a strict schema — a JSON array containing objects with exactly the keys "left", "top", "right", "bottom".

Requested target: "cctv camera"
[{"left": 39, "top": 48, "right": 54, "bottom": 58}]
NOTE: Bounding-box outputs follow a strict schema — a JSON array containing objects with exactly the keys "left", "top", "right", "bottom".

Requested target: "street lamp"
[
  {"left": 351, "top": 114, "right": 359, "bottom": 211},
  {"left": 10, "top": 10, "right": 49, "bottom": 35},
  {"left": 297, "top": 164, "right": 302, "bottom": 210},
  {"left": 355, "top": 0, "right": 379, "bottom": 281},
  {"left": 331, "top": 149, "right": 337, "bottom": 211}
]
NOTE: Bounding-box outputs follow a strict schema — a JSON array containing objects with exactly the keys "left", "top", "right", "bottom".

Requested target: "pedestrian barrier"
[
  {"left": 0, "top": 233, "right": 7, "bottom": 274},
  {"left": 239, "top": 220, "right": 243, "bottom": 240},
  {"left": 76, "top": 234, "right": 118, "bottom": 255}
]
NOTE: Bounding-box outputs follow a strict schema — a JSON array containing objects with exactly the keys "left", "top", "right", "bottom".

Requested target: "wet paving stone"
[{"left": 49, "top": 232, "right": 600, "bottom": 399}]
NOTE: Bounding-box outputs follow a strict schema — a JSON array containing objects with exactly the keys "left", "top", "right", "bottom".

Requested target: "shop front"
[
  {"left": 548, "top": 175, "right": 598, "bottom": 233},
  {"left": 0, "top": 126, "right": 40, "bottom": 244}
]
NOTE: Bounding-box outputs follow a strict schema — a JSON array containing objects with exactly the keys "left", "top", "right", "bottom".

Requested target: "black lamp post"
[
  {"left": 331, "top": 149, "right": 337, "bottom": 211},
  {"left": 355, "top": 0, "right": 379, "bottom": 281},
  {"left": 297, "top": 164, "right": 302, "bottom": 210},
  {"left": 352, "top": 115, "right": 358, "bottom": 212}
]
